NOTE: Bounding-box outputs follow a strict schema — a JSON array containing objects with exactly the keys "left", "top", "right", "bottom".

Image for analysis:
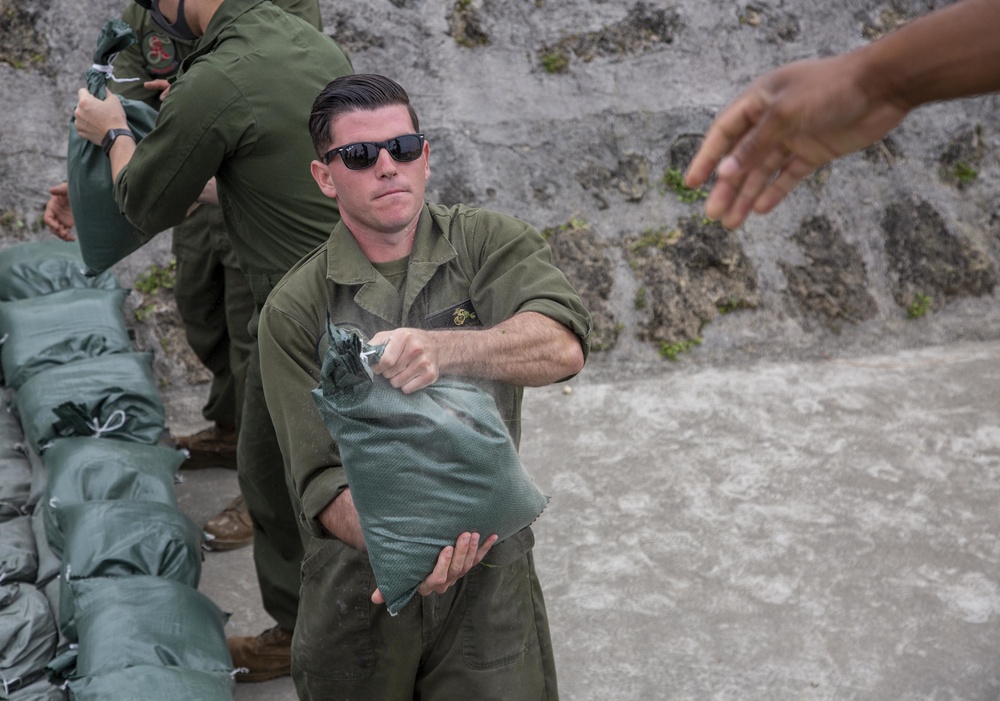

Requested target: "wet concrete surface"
[{"left": 174, "top": 340, "right": 1000, "bottom": 700}]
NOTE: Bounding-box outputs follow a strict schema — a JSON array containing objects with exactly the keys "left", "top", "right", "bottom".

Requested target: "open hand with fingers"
[
  {"left": 44, "top": 182, "right": 75, "bottom": 240},
  {"left": 684, "top": 55, "right": 908, "bottom": 230}
]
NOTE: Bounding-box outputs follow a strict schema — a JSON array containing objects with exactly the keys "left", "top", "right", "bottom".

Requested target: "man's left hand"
[{"left": 73, "top": 88, "right": 128, "bottom": 146}]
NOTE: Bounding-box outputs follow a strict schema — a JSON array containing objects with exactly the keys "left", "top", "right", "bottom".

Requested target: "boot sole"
[{"left": 202, "top": 536, "right": 253, "bottom": 551}]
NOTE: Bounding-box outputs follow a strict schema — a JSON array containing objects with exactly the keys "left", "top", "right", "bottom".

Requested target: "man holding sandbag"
[{"left": 258, "top": 74, "right": 591, "bottom": 700}]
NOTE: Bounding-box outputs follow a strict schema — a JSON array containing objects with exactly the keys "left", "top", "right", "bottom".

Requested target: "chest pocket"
[{"left": 424, "top": 299, "right": 482, "bottom": 329}]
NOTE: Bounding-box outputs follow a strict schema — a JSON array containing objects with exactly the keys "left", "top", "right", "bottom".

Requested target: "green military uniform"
[
  {"left": 112, "top": 0, "right": 352, "bottom": 632},
  {"left": 114, "top": 2, "right": 299, "bottom": 435},
  {"left": 258, "top": 203, "right": 592, "bottom": 699}
]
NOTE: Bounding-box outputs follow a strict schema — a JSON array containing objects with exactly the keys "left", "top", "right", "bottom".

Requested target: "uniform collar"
[
  {"left": 326, "top": 204, "right": 457, "bottom": 286},
  {"left": 182, "top": 0, "right": 267, "bottom": 65}
]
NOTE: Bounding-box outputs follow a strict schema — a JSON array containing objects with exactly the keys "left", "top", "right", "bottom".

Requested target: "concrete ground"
[{"left": 174, "top": 340, "right": 1000, "bottom": 701}]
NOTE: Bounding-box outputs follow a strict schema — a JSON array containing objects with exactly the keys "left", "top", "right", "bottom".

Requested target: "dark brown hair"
[{"left": 309, "top": 74, "right": 420, "bottom": 158}]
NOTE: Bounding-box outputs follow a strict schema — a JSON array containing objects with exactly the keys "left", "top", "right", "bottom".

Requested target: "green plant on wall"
[
  {"left": 134, "top": 303, "right": 156, "bottom": 322},
  {"left": 907, "top": 292, "right": 932, "bottom": 319},
  {"left": 718, "top": 297, "right": 747, "bottom": 314},
  {"left": 541, "top": 216, "right": 589, "bottom": 240},
  {"left": 540, "top": 49, "right": 569, "bottom": 74},
  {"left": 630, "top": 227, "right": 678, "bottom": 253},
  {"left": 660, "top": 168, "right": 708, "bottom": 204},
  {"left": 659, "top": 337, "right": 702, "bottom": 360},
  {"left": 0, "top": 211, "right": 25, "bottom": 229},
  {"left": 950, "top": 161, "right": 978, "bottom": 183},
  {"left": 134, "top": 259, "right": 177, "bottom": 294}
]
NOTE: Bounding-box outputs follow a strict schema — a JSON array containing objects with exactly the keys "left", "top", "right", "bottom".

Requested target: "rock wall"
[{"left": 1, "top": 0, "right": 998, "bottom": 386}]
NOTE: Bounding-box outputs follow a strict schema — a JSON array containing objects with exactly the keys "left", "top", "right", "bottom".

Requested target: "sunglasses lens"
[
  {"left": 341, "top": 142, "right": 379, "bottom": 170},
  {"left": 389, "top": 135, "right": 423, "bottom": 162}
]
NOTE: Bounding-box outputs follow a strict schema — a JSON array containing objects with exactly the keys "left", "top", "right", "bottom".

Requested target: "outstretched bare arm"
[{"left": 685, "top": 0, "right": 1000, "bottom": 229}]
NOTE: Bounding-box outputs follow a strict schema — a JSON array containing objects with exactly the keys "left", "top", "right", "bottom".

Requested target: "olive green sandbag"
[
  {"left": 15, "top": 353, "right": 164, "bottom": 453},
  {"left": 0, "top": 517, "right": 37, "bottom": 585},
  {"left": 0, "top": 241, "right": 118, "bottom": 301},
  {"left": 66, "top": 19, "right": 158, "bottom": 277},
  {"left": 0, "top": 583, "right": 58, "bottom": 697},
  {"left": 66, "top": 665, "right": 233, "bottom": 701},
  {"left": 41, "top": 438, "right": 183, "bottom": 558},
  {"left": 69, "top": 576, "right": 231, "bottom": 677},
  {"left": 0, "top": 288, "right": 131, "bottom": 388},
  {"left": 0, "top": 387, "right": 31, "bottom": 522},
  {"left": 311, "top": 326, "right": 549, "bottom": 616},
  {"left": 56, "top": 501, "right": 202, "bottom": 641}
]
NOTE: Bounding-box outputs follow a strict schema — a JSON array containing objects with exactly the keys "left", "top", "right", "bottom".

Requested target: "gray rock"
[{"left": 1, "top": 0, "right": 999, "bottom": 387}]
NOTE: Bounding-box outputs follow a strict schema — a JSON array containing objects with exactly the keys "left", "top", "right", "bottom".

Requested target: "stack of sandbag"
[
  {"left": 0, "top": 241, "right": 234, "bottom": 700},
  {"left": 0, "top": 384, "right": 61, "bottom": 701}
]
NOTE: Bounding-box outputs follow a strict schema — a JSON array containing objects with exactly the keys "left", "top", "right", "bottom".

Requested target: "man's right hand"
[
  {"left": 371, "top": 531, "right": 498, "bottom": 606},
  {"left": 44, "top": 181, "right": 75, "bottom": 240},
  {"left": 320, "top": 490, "right": 499, "bottom": 605},
  {"left": 684, "top": 55, "right": 908, "bottom": 230}
]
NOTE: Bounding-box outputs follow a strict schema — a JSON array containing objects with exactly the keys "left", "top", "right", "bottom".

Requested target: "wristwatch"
[{"left": 101, "top": 128, "right": 135, "bottom": 156}]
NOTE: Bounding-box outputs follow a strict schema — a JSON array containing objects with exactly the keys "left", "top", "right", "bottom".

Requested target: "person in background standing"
[{"left": 66, "top": 0, "right": 352, "bottom": 683}]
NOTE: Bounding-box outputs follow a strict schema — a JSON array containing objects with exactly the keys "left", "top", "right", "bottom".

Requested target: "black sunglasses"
[{"left": 323, "top": 133, "right": 425, "bottom": 170}]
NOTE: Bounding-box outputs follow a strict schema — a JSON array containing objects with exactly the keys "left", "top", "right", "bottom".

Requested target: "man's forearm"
[
  {"left": 108, "top": 137, "right": 137, "bottom": 182},
  {"left": 436, "top": 311, "right": 584, "bottom": 387},
  {"left": 861, "top": 0, "right": 1000, "bottom": 110},
  {"left": 318, "top": 488, "right": 366, "bottom": 550}
]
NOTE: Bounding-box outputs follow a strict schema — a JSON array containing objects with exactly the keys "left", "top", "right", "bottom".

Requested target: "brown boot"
[
  {"left": 174, "top": 424, "right": 238, "bottom": 470},
  {"left": 228, "top": 625, "right": 293, "bottom": 683},
  {"left": 203, "top": 494, "right": 253, "bottom": 551}
]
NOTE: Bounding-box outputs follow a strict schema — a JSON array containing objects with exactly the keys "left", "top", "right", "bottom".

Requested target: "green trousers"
[
  {"left": 291, "top": 531, "right": 559, "bottom": 700},
  {"left": 171, "top": 204, "right": 254, "bottom": 431},
  {"left": 174, "top": 204, "right": 302, "bottom": 630},
  {"left": 238, "top": 311, "right": 306, "bottom": 630}
]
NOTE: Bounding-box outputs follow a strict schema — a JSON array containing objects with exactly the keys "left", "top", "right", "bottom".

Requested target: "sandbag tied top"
[
  {"left": 41, "top": 438, "right": 184, "bottom": 558},
  {"left": 311, "top": 325, "right": 549, "bottom": 616},
  {"left": 0, "top": 241, "right": 118, "bottom": 301},
  {"left": 67, "top": 575, "right": 231, "bottom": 678},
  {"left": 14, "top": 352, "right": 164, "bottom": 453},
  {"left": 0, "top": 288, "right": 132, "bottom": 389},
  {"left": 56, "top": 501, "right": 201, "bottom": 587},
  {"left": 56, "top": 501, "right": 202, "bottom": 643},
  {"left": 66, "top": 19, "right": 159, "bottom": 277}
]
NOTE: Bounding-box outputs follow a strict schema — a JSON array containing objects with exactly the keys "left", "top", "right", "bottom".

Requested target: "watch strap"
[{"left": 101, "top": 128, "right": 135, "bottom": 156}]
